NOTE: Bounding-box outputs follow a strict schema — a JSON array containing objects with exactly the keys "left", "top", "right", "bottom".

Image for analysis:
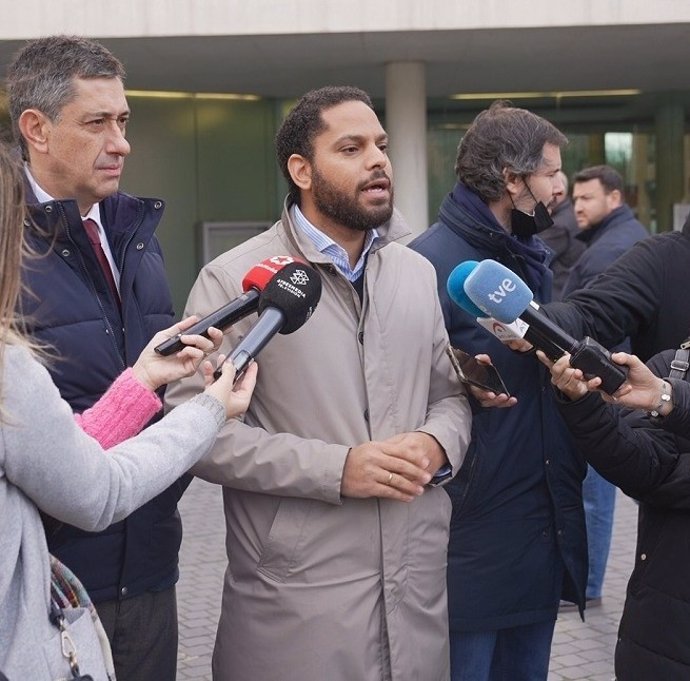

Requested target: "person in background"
[
  {"left": 166, "top": 85, "right": 471, "bottom": 681},
  {"left": 560, "top": 164, "right": 649, "bottom": 610},
  {"left": 542, "top": 346, "right": 690, "bottom": 680},
  {"left": 0, "top": 138, "right": 258, "bottom": 681},
  {"left": 410, "top": 101, "right": 587, "bottom": 681},
  {"left": 539, "top": 170, "right": 584, "bottom": 301},
  {"left": 6, "top": 35, "right": 184, "bottom": 680}
]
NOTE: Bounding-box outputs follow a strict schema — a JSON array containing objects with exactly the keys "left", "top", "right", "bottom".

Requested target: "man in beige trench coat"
[{"left": 166, "top": 86, "right": 472, "bottom": 681}]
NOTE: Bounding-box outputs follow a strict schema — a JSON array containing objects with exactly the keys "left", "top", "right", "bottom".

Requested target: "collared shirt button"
[
  {"left": 363, "top": 409, "right": 370, "bottom": 422},
  {"left": 154, "top": 201, "right": 163, "bottom": 210},
  {"left": 640, "top": 553, "right": 647, "bottom": 561},
  {"left": 61, "top": 249, "right": 70, "bottom": 257},
  {"left": 45, "top": 204, "right": 53, "bottom": 213},
  {"left": 136, "top": 241, "right": 144, "bottom": 250},
  {"left": 120, "top": 586, "right": 128, "bottom": 597},
  {"left": 358, "top": 331, "right": 364, "bottom": 344},
  {"left": 545, "top": 459, "right": 550, "bottom": 465}
]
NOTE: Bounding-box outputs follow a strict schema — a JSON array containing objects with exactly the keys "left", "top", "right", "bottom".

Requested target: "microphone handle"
[
  {"left": 570, "top": 337, "right": 628, "bottom": 395},
  {"left": 521, "top": 301, "right": 579, "bottom": 354},
  {"left": 523, "top": 325, "right": 567, "bottom": 362},
  {"left": 213, "top": 307, "right": 286, "bottom": 382},
  {"left": 155, "top": 289, "right": 260, "bottom": 356}
]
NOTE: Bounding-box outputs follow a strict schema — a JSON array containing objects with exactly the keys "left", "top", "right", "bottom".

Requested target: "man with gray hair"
[
  {"left": 410, "top": 101, "right": 588, "bottom": 681},
  {"left": 6, "top": 35, "right": 181, "bottom": 681}
]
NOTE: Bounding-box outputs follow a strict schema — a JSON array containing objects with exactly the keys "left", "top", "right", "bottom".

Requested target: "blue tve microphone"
[
  {"left": 446, "top": 261, "right": 487, "bottom": 319},
  {"left": 447, "top": 260, "right": 564, "bottom": 362},
  {"left": 461, "top": 259, "right": 627, "bottom": 395}
]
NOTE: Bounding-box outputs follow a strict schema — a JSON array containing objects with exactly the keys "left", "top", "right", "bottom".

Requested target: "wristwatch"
[
  {"left": 428, "top": 464, "right": 453, "bottom": 487},
  {"left": 649, "top": 380, "right": 672, "bottom": 418}
]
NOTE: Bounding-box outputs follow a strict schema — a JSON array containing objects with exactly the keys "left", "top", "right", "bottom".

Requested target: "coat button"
[
  {"left": 61, "top": 248, "right": 70, "bottom": 257},
  {"left": 45, "top": 204, "right": 53, "bottom": 213},
  {"left": 23, "top": 218, "right": 31, "bottom": 227},
  {"left": 121, "top": 586, "right": 128, "bottom": 596},
  {"left": 154, "top": 201, "right": 163, "bottom": 210},
  {"left": 640, "top": 553, "right": 647, "bottom": 561},
  {"left": 136, "top": 242, "right": 144, "bottom": 250}
]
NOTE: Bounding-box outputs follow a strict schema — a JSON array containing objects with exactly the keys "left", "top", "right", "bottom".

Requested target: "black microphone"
[
  {"left": 213, "top": 261, "right": 322, "bottom": 381},
  {"left": 462, "top": 260, "right": 627, "bottom": 395},
  {"left": 154, "top": 256, "right": 302, "bottom": 356}
]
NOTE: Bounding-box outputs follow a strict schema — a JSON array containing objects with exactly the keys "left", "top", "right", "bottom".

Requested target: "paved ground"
[{"left": 177, "top": 480, "right": 637, "bottom": 681}]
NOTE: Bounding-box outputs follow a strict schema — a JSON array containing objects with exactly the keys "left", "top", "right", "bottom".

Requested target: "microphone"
[
  {"left": 154, "top": 255, "right": 302, "bottom": 356},
  {"left": 213, "top": 260, "right": 322, "bottom": 381},
  {"left": 460, "top": 259, "right": 627, "bottom": 394},
  {"left": 447, "top": 261, "right": 565, "bottom": 362},
  {"left": 446, "top": 260, "right": 487, "bottom": 319}
]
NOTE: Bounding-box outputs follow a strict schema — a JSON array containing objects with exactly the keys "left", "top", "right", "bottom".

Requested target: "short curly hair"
[
  {"left": 275, "top": 86, "right": 373, "bottom": 205},
  {"left": 455, "top": 101, "right": 568, "bottom": 203}
]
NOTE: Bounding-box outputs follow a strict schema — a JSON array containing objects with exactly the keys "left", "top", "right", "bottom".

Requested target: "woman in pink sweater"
[{"left": 75, "top": 317, "right": 224, "bottom": 448}]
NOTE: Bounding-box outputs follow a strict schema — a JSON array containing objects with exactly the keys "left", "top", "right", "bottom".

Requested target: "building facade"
[{"left": 2, "top": 0, "right": 689, "bottom": 311}]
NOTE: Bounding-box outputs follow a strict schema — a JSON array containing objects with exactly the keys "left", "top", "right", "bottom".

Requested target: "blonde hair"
[{"left": 0, "top": 141, "right": 32, "bottom": 416}]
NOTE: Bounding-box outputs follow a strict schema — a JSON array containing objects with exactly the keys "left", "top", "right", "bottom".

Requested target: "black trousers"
[{"left": 96, "top": 585, "right": 178, "bottom": 681}]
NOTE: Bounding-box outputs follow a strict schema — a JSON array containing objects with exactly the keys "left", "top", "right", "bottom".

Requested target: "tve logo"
[{"left": 487, "top": 278, "right": 517, "bottom": 304}]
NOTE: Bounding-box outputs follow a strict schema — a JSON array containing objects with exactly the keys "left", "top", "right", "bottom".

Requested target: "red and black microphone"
[
  {"left": 213, "top": 260, "right": 322, "bottom": 381},
  {"left": 154, "top": 255, "right": 303, "bottom": 356}
]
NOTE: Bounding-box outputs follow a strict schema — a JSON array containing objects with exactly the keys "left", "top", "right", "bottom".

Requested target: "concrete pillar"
[
  {"left": 655, "top": 97, "right": 685, "bottom": 232},
  {"left": 632, "top": 134, "right": 651, "bottom": 229},
  {"left": 385, "top": 61, "right": 428, "bottom": 238}
]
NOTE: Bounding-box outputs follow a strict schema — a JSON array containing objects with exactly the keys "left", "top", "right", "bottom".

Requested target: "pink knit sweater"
[{"left": 74, "top": 368, "right": 162, "bottom": 449}]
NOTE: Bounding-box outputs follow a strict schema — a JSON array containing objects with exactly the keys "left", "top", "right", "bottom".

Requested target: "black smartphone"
[{"left": 446, "top": 345, "right": 510, "bottom": 396}]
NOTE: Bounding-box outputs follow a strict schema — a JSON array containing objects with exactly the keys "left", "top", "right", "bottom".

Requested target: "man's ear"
[
  {"left": 287, "top": 154, "right": 312, "bottom": 192},
  {"left": 503, "top": 167, "right": 523, "bottom": 200},
  {"left": 607, "top": 188, "right": 623, "bottom": 209},
  {"left": 18, "top": 109, "right": 51, "bottom": 155}
]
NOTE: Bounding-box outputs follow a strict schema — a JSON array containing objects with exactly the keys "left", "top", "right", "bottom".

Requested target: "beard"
[{"left": 311, "top": 167, "right": 394, "bottom": 232}]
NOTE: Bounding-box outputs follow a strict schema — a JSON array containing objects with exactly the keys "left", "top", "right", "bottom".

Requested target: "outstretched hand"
[
  {"left": 537, "top": 351, "right": 590, "bottom": 400},
  {"left": 537, "top": 350, "right": 636, "bottom": 405},
  {"left": 598, "top": 352, "right": 668, "bottom": 410},
  {"left": 203, "top": 357, "right": 258, "bottom": 419},
  {"left": 132, "top": 316, "right": 224, "bottom": 391}
]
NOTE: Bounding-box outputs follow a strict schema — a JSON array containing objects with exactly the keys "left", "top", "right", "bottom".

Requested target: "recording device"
[
  {"left": 213, "top": 260, "right": 322, "bottom": 381},
  {"left": 446, "top": 345, "right": 510, "bottom": 395},
  {"left": 459, "top": 259, "right": 627, "bottom": 395},
  {"left": 447, "top": 261, "right": 564, "bottom": 362},
  {"left": 154, "top": 256, "right": 302, "bottom": 356}
]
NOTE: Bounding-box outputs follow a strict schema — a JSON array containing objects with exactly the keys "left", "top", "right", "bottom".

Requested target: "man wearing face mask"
[{"left": 410, "top": 101, "right": 587, "bottom": 681}]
